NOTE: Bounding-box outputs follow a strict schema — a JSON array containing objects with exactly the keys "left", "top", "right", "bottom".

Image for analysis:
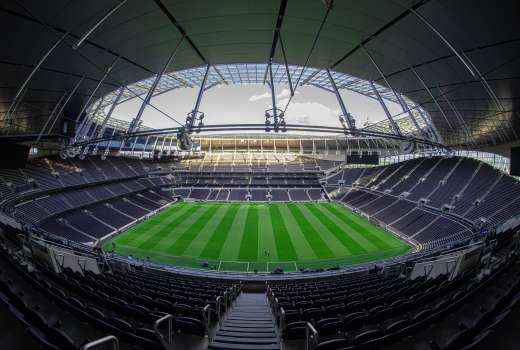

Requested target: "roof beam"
[
  {"left": 279, "top": 34, "right": 294, "bottom": 96},
  {"left": 0, "top": 7, "right": 154, "bottom": 74},
  {"left": 300, "top": 69, "right": 321, "bottom": 86},
  {"left": 184, "top": 64, "right": 210, "bottom": 132},
  {"left": 3, "top": 32, "right": 68, "bottom": 130},
  {"left": 268, "top": 0, "right": 289, "bottom": 61},
  {"left": 410, "top": 67, "right": 453, "bottom": 130},
  {"left": 282, "top": 0, "right": 333, "bottom": 113},
  {"left": 47, "top": 76, "right": 85, "bottom": 140},
  {"left": 330, "top": 0, "right": 431, "bottom": 69},
  {"left": 326, "top": 69, "right": 356, "bottom": 131},
  {"left": 74, "top": 57, "right": 120, "bottom": 141},
  {"left": 362, "top": 46, "right": 402, "bottom": 136},
  {"left": 153, "top": 0, "right": 207, "bottom": 64},
  {"left": 128, "top": 36, "right": 185, "bottom": 134},
  {"left": 73, "top": 0, "right": 128, "bottom": 50},
  {"left": 369, "top": 80, "right": 402, "bottom": 137}
]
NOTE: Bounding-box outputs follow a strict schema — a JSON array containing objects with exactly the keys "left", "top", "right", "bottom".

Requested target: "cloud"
[
  {"left": 249, "top": 92, "right": 271, "bottom": 102},
  {"left": 249, "top": 88, "right": 299, "bottom": 103},
  {"left": 285, "top": 101, "right": 339, "bottom": 125},
  {"left": 278, "top": 97, "right": 290, "bottom": 106},
  {"left": 276, "top": 88, "right": 291, "bottom": 99}
]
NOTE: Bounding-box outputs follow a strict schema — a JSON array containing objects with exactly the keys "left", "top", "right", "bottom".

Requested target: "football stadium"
[{"left": 0, "top": 1, "right": 520, "bottom": 349}]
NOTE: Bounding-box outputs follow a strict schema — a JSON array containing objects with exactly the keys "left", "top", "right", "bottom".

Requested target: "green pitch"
[{"left": 103, "top": 202, "right": 412, "bottom": 272}]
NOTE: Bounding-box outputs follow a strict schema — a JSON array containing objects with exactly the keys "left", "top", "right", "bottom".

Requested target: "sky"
[{"left": 110, "top": 83, "right": 402, "bottom": 135}]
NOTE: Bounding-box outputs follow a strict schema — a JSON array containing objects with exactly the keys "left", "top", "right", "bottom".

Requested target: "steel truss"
[
  {"left": 66, "top": 122, "right": 446, "bottom": 156},
  {"left": 77, "top": 63, "right": 436, "bottom": 148}
]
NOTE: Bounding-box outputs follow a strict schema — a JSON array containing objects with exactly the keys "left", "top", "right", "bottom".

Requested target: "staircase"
[{"left": 208, "top": 292, "right": 280, "bottom": 350}]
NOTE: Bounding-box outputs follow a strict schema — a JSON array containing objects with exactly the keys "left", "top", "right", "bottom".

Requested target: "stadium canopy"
[{"left": 0, "top": 0, "right": 519, "bottom": 149}]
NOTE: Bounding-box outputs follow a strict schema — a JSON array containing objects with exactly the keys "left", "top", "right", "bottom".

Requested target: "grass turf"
[{"left": 103, "top": 202, "right": 412, "bottom": 272}]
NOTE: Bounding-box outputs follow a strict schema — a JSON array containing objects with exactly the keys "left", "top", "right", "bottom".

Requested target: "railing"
[
  {"left": 216, "top": 296, "right": 222, "bottom": 325},
  {"left": 272, "top": 297, "right": 280, "bottom": 319},
  {"left": 305, "top": 322, "right": 319, "bottom": 350},
  {"left": 279, "top": 307, "right": 286, "bottom": 333},
  {"left": 223, "top": 291, "right": 229, "bottom": 313},
  {"left": 202, "top": 304, "right": 211, "bottom": 336},
  {"left": 154, "top": 314, "right": 174, "bottom": 348},
  {"left": 80, "top": 335, "right": 119, "bottom": 350},
  {"left": 53, "top": 253, "right": 65, "bottom": 272}
]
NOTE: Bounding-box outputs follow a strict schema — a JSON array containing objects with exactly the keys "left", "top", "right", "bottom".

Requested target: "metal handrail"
[
  {"left": 215, "top": 296, "right": 222, "bottom": 324},
  {"left": 203, "top": 304, "right": 211, "bottom": 336},
  {"left": 279, "top": 307, "right": 286, "bottom": 332},
  {"left": 78, "top": 258, "right": 87, "bottom": 272},
  {"left": 223, "top": 291, "right": 229, "bottom": 313},
  {"left": 17, "top": 234, "right": 27, "bottom": 262},
  {"left": 305, "top": 322, "right": 319, "bottom": 350},
  {"left": 80, "top": 335, "right": 119, "bottom": 350},
  {"left": 53, "top": 253, "right": 65, "bottom": 272},
  {"left": 153, "top": 314, "right": 174, "bottom": 347}
]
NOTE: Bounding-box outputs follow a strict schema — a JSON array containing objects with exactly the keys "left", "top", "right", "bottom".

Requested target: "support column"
[
  {"left": 411, "top": 8, "right": 511, "bottom": 141},
  {"left": 75, "top": 56, "right": 120, "bottom": 141},
  {"left": 73, "top": 0, "right": 128, "bottom": 49},
  {"left": 326, "top": 69, "right": 356, "bottom": 132},
  {"left": 95, "top": 87, "right": 125, "bottom": 140},
  {"left": 362, "top": 46, "right": 421, "bottom": 136},
  {"left": 369, "top": 81, "right": 402, "bottom": 136},
  {"left": 4, "top": 32, "right": 68, "bottom": 128},
  {"left": 269, "top": 61, "right": 278, "bottom": 123},
  {"left": 185, "top": 63, "right": 210, "bottom": 132},
  {"left": 128, "top": 36, "right": 185, "bottom": 135},
  {"left": 279, "top": 34, "right": 294, "bottom": 97},
  {"left": 265, "top": 61, "right": 286, "bottom": 132},
  {"left": 410, "top": 67, "right": 453, "bottom": 131},
  {"left": 35, "top": 91, "right": 67, "bottom": 146},
  {"left": 48, "top": 76, "right": 85, "bottom": 144}
]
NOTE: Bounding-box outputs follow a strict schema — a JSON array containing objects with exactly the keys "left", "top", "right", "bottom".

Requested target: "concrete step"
[
  {"left": 220, "top": 326, "right": 277, "bottom": 333},
  {"left": 227, "top": 316, "right": 273, "bottom": 321},
  {"left": 213, "top": 336, "right": 278, "bottom": 344},
  {"left": 208, "top": 342, "right": 280, "bottom": 350},
  {"left": 209, "top": 292, "right": 280, "bottom": 350},
  {"left": 218, "top": 331, "right": 277, "bottom": 338}
]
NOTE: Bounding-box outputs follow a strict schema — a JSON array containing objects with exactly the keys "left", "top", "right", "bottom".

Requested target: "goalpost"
[{"left": 215, "top": 260, "right": 298, "bottom": 273}]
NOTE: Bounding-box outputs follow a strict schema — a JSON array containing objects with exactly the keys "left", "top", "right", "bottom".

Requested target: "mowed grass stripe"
[
  {"left": 329, "top": 202, "right": 405, "bottom": 249},
  {"left": 218, "top": 205, "right": 248, "bottom": 259},
  {"left": 277, "top": 205, "right": 316, "bottom": 260},
  {"left": 199, "top": 205, "right": 240, "bottom": 259},
  {"left": 137, "top": 205, "right": 200, "bottom": 250},
  {"left": 304, "top": 204, "right": 368, "bottom": 254},
  {"left": 296, "top": 205, "right": 356, "bottom": 257},
  {"left": 269, "top": 205, "right": 297, "bottom": 260},
  {"left": 182, "top": 206, "right": 229, "bottom": 257},
  {"left": 238, "top": 206, "right": 259, "bottom": 261},
  {"left": 257, "top": 206, "right": 278, "bottom": 261},
  {"left": 114, "top": 203, "right": 187, "bottom": 245},
  {"left": 324, "top": 203, "right": 402, "bottom": 250},
  {"left": 286, "top": 204, "right": 334, "bottom": 258},
  {"left": 164, "top": 205, "right": 220, "bottom": 255}
]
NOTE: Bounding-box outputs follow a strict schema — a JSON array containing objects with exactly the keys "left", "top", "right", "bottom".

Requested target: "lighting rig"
[
  {"left": 338, "top": 113, "right": 356, "bottom": 135},
  {"left": 264, "top": 108, "right": 287, "bottom": 133}
]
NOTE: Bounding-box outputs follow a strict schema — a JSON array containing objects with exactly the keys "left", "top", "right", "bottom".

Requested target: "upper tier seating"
[{"left": 329, "top": 156, "right": 520, "bottom": 230}]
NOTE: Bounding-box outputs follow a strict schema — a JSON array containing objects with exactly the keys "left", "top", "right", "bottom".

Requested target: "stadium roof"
[{"left": 1, "top": 0, "right": 519, "bottom": 148}]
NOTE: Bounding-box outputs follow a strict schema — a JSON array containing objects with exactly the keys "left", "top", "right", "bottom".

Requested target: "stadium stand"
[{"left": 1, "top": 155, "right": 518, "bottom": 251}]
